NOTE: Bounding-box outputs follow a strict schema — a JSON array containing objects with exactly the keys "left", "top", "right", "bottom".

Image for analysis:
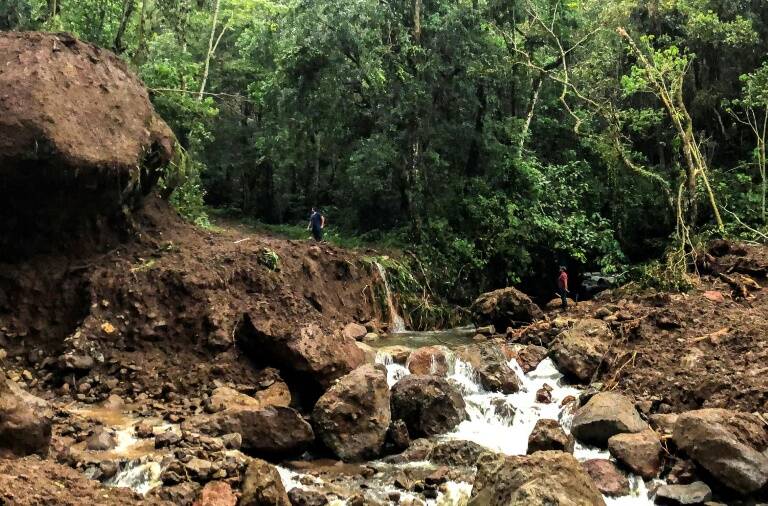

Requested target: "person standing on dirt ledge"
[
  {"left": 308, "top": 207, "right": 325, "bottom": 242},
  {"left": 558, "top": 266, "right": 569, "bottom": 310}
]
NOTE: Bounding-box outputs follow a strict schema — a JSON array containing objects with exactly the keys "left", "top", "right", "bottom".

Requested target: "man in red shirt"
[{"left": 558, "top": 266, "right": 569, "bottom": 310}]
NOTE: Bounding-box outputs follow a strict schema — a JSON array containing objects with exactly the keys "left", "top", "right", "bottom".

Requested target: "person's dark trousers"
[
  {"left": 559, "top": 288, "right": 568, "bottom": 309},
  {"left": 312, "top": 227, "right": 323, "bottom": 241}
]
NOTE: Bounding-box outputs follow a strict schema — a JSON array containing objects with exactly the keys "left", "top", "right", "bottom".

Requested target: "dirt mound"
[{"left": 0, "top": 32, "right": 174, "bottom": 260}]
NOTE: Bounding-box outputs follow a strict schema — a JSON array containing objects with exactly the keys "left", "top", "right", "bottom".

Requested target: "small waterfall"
[
  {"left": 375, "top": 351, "right": 409, "bottom": 387},
  {"left": 106, "top": 457, "right": 164, "bottom": 495},
  {"left": 374, "top": 262, "right": 406, "bottom": 333}
]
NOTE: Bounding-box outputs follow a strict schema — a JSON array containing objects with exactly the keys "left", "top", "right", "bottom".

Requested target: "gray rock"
[
  {"left": 654, "top": 481, "right": 712, "bottom": 505},
  {"left": 571, "top": 392, "right": 647, "bottom": 447}
]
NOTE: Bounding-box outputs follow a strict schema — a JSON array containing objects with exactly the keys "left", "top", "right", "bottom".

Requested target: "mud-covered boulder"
[
  {"left": 236, "top": 316, "right": 364, "bottom": 390},
  {"left": 406, "top": 346, "right": 449, "bottom": 376},
  {"left": 571, "top": 392, "right": 647, "bottom": 448},
  {"left": 192, "top": 405, "right": 313, "bottom": 458},
  {"left": 607, "top": 429, "right": 662, "bottom": 479},
  {"left": 240, "top": 458, "right": 291, "bottom": 506},
  {"left": 312, "top": 364, "right": 390, "bottom": 461},
  {"left": 0, "top": 32, "right": 174, "bottom": 259},
  {"left": 527, "top": 419, "right": 574, "bottom": 454},
  {"left": 0, "top": 370, "right": 52, "bottom": 457},
  {"left": 391, "top": 375, "right": 466, "bottom": 437},
  {"left": 205, "top": 382, "right": 290, "bottom": 414},
  {"left": 470, "top": 287, "right": 544, "bottom": 330},
  {"left": 454, "top": 341, "right": 520, "bottom": 394},
  {"left": 672, "top": 409, "right": 768, "bottom": 494},
  {"left": 550, "top": 319, "right": 611, "bottom": 383},
  {"left": 470, "top": 451, "right": 606, "bottom": 505},
  {"left": 581, "top": 459, "right": 629, "bottom": 497}
]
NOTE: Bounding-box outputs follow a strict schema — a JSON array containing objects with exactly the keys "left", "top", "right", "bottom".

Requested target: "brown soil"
[{"left": 531, "top": 244, "right": 768, "bottom": 415}]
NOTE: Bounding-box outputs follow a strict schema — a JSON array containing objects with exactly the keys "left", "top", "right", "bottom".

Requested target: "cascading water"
[
  {"left": 374, "top": 262, "right": 406, "bottom": 333},
  {"left": 372, "top": 343, "right": 659, "bottom": 505},
  {"left": 106, "top": 458, "right": 164, "bottom": 495}
]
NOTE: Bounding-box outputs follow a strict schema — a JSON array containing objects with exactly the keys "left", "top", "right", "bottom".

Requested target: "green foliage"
[
  {"left": 160, "top": 146, "right": 212, "bottom": 228},
  {"left": 257, "top": 247, "right": 281, "bottom": 271}
]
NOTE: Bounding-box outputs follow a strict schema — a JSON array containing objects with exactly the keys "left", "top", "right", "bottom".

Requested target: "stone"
[
  {"left": 430, "top": 440, "right": 486, "bottom": 467},
  {"left": 672, "top": 409, "right": 768, "bottom": 494},
  {"left": 527, "top": 419, "right": 574, "bottom": 454},
  {"left": 86, "top": 426, "right": 117, "bottom": 451},
  {"left": 240, "top": 458, "right": 291, "bottom": 506},
  {"left": 312, "top": 364, "right": 391, "bottom": 461},
  {"left": 236, "top": 317, "right": 364, "bottom": 389},
  {"left": 206, "top": 383, "right": 290, "bottom": 414},
  {"left": 535, "top": 387, "right": 552, "bottom": 404},
  {"left": 354, "top": 342, "right": 377, "bottom": 364},
  {"left": 155, "top": 430, "right": 182, "bottom": 449},
  {"left": 58, "top": 353, "right": 95, "bottom": 372},
  {"left": 655, "top": 482, "right": 712, "bottom": 505},
  {"left": 342, "top": 323, "right": 368, "bottom": 341},
  {"left": 549, "top": 319, "right": 611, "bottom": 383},
  {"left": 607, "top": 429, "right": 662, "bottom": 479},
  {"left": 471, "top": 287, "right": 544, "bottom": 330},
  {"left": 99, "top": 460, "right": 119, "bottom": 479},
  {"left": 581, "top": 459, "right": 629, "bottom": 497},
  {"left": 193, "top": 481, "right": 237, "bottom": 506},
  {"left": 470, "top": 451, "right": 606, "bottom": 505},
  {"left": 363, "top": 332, "right": 380, "bottom": 343},
  {"left": 221, "top": 433, "right": 242, "bottom": 450},
  {"left": 0, "top": 370, "right": 52, "bottom": 457},
  {"left": 0, "top": 32, "right": 174, "bottom": 258},
  {"left": 185, "top": 458, "right": 212, "bottom": 480},
  {"left": 476, "top": 325, "right": 495, "bottom": 336},
  {"left": 135, "top": 420, "right": 155, "bottom": 438},
  {"left": 387, "top": 420, "right": 410, "bottom": 452},
  {"left": 195, "top": 405, "right": 314, "bottom": 457},
  {"left": 571, "top": 392, "right": 647, "bottom": 447},
  {"left": 376, "top": 346, "right": 412, "bottom": 364},
  {"left": 512, "top": 345, "right": 548, "bottom": 373},
  {"left": 454, "top": 341, "right": 520, "bottom": 394},
  {"left": 491, "top": 398, "right": 516, "bottom": 420},
  {"left": 406, "top": 346, "right": 450, "bottom": 376},
  {"left": 288, "top": 488, "right": 328, "bottom": 506},
  {"left": 391, "top": 375, "right": 466, "bottom": 437},
  {"left": 101, "top": 394, "right": 125, "bottom": 411}
]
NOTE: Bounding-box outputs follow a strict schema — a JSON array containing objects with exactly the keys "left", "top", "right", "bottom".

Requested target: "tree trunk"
[
  {"left": 113, "top": 0, "right": 136, "bottom": 54},
  {"left": 132, "top": 0, "right": 149, "bottom": 64},
  {"left": 518, "top": 77, "right": 543, "bottom": 158},
  {"left": 198, "top": 0, "right": 221, "bottom": 101}
]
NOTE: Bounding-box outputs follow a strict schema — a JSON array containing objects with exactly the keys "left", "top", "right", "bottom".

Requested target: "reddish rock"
[
  {"left": 608, "top": 429, "right": 662, "bottom": 479},
  {"left": 527, "top": 419, "right": 574, "bottom": 454},
  {"left": 406, "top": 346, "right": 449, "bottom": 376},
  {"left": 471, "top": 287, "right": 544, "bottom": 330},
  {"left": 391, "top": 375, "right": 466, "bottom": 437},
  {"left": 0, "top": 370, "right": 52, "bottom": 457},
  {"left": 240, "top": 458, "right": 290, "bottom": 506},
  {"left": 342, "top": 323, "right": 368, "bottom": 341},
  {"left": 581, "top": 459, "right": 630, "bottom": 497},
  {"left": 193, "top": 481, "right": 237, "bottom": 506},
  {"left": 703, "top": 291, "right": 725, "bottom": 303},
  {"left": 550, "top": 319, "right": 612, "bottom": 383},
  {"left": 571, "top": 392, "right": 647, "bottom": 447},
  {"left": 454, "top": 340, "right": 520, "bottom": 394}
]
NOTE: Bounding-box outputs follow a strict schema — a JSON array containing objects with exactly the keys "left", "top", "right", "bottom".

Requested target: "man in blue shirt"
[{"left": 308, "top": 207, "right": 325, "bottom": 242}]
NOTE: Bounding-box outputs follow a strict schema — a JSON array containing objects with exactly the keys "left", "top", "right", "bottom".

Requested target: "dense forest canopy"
[{"left": 4, "top": 0, "right": 768, "bottom": 301}]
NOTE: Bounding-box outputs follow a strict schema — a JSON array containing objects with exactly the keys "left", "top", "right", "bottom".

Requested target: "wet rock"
[
  {"left": 381, "top": 438, "right": 435, "bottom": 464},
  {"left": 0, "top": 370, "right": 52, "bottom": 457},
  {"left": 527, "top": 419, "right": 574, "bottom": 454},
  {"left": 490, "top": 398, "right": 516, "bottom": 420},
  {"left": 475, "top": 325, "right": 495, "bottom": 336},
  {"left": 471, "top": 287, "right": 544, "bottom": 330},
  {"left": 430, "top": 440, "right": 486, "bottom": 466},
  {"left": 471, "top": 451, "right": 606, "bottom": 505},
  {"left": 354, "top": 342, "right": 377, "bottom": 364},
  {"left": 185, "top": 458, "right": 212, "bottom": 481},
  {"left": 406, "top": 346, "right": 449, "bottom": 376},
  {"left": 387, "top": 420, "right": 410, "bottom": 452},
  {"left": 135, "top": 420, "right": 155, "bottom": 439},
  {"left": 512, "top": 345, "right": 548, "bottom": 373},
  {"left": 288, "top": 488, "right": 328, "bottom": 506},
  {"left": 194, "top": 405, "right": 314, "bottom": 457},
  {"left": 535, "top": 385, "right": 552, "bottom": 404},
  {"left": 236, "top": 317, "right": 364, "bottom": 389},
  {"left": 363, "top": 332, "right": 380, "bottom": 343},
  {"left": 155, "top": 430, "right": 182, "bottom": 449},
  {"left": 391, "top": 375, "right": 466, "bottom": 437},
  {"left": 454, "top": 341, "right": 520, "bottom": 394},
  {"left": 86, "top": 426, "right": 116, "bottom": 451},
  {"left": 377, "top": 346, "right": 411, "bottom": 364},
  {"left": 312, "top": 364, "right": 391, "bottom": 461},
  {"left": 342, "top": 323, "right": 368, "bottom": 341},
  {"left": 655, "top": 481, "right": 712, "bottom": 505},
  {"left": 667, "top": 459, "right": 698, "bottom": 485},
  {"left": 672, "top": 409, "right": 768, "bottom": 494},
  {"left": 607, "top": 429, "right": 662, "bottom": 479},
  {"left": 101, "top": 394, "right": 125, "bottom": 411},
  {"left": 193, "top": 481, "right": 237, "bottom": 506},
  {"left": 571, "top": 392, "right": 647, "bottom": 447},
  {"left": 240, "top": 458, "right": 291, "bottom": 506},
  {"left": 581, "top": 459, "right": 629, "bottom": 497},
  {"left": 549, "top": 319, "right": 611, "bottom": 383},
  {"left": 99, "top": 460, "right": 119, "bottom": 480}
]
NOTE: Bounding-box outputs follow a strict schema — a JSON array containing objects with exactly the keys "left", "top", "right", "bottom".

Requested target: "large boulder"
[
  {"left": 0, "top": 32, "right": 174, "bottom": 259},
  {"left": 192, "top": 405, "right": 313, "bottom": 458},
  {"left": 549, "top": 319, "right": 611, "bottom": 383},
  {"left": 607, "top": 429, "right": 662, "bottom": 479},
  {"left": 527, "top": 419, "right": 574, "bottom": 454},
  {"left": 470, "top": 451, "right": 606, "bottom": 505},
  {"left": 0, "top": 370, "right": 52, "bottom": 457},
  {"left": 240, "top": 458, "right": 291, "bottom": 506},
  {"left": 311, "top": 364, "right": 391, "bottom": 461},
  {"left": 470, "top": 287, "right": 544, "bottom": 330},
  {"left": 406, "top": 346, "right": 449, "bottom": 376},
  {"left": 570, "top": 392, "right": 647, "bottom": 448},
  {"left": 454, "top": 341, "right": 520, "bottom": 394},
  {"left": 391, "top": 375, "right": 466, "bottom": 437},
  {"left": 236, "top": 316, "right": 364, "bottom": 390},
  {"left": 672, "top": 409, "right": 768, "bottom": 494}
]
